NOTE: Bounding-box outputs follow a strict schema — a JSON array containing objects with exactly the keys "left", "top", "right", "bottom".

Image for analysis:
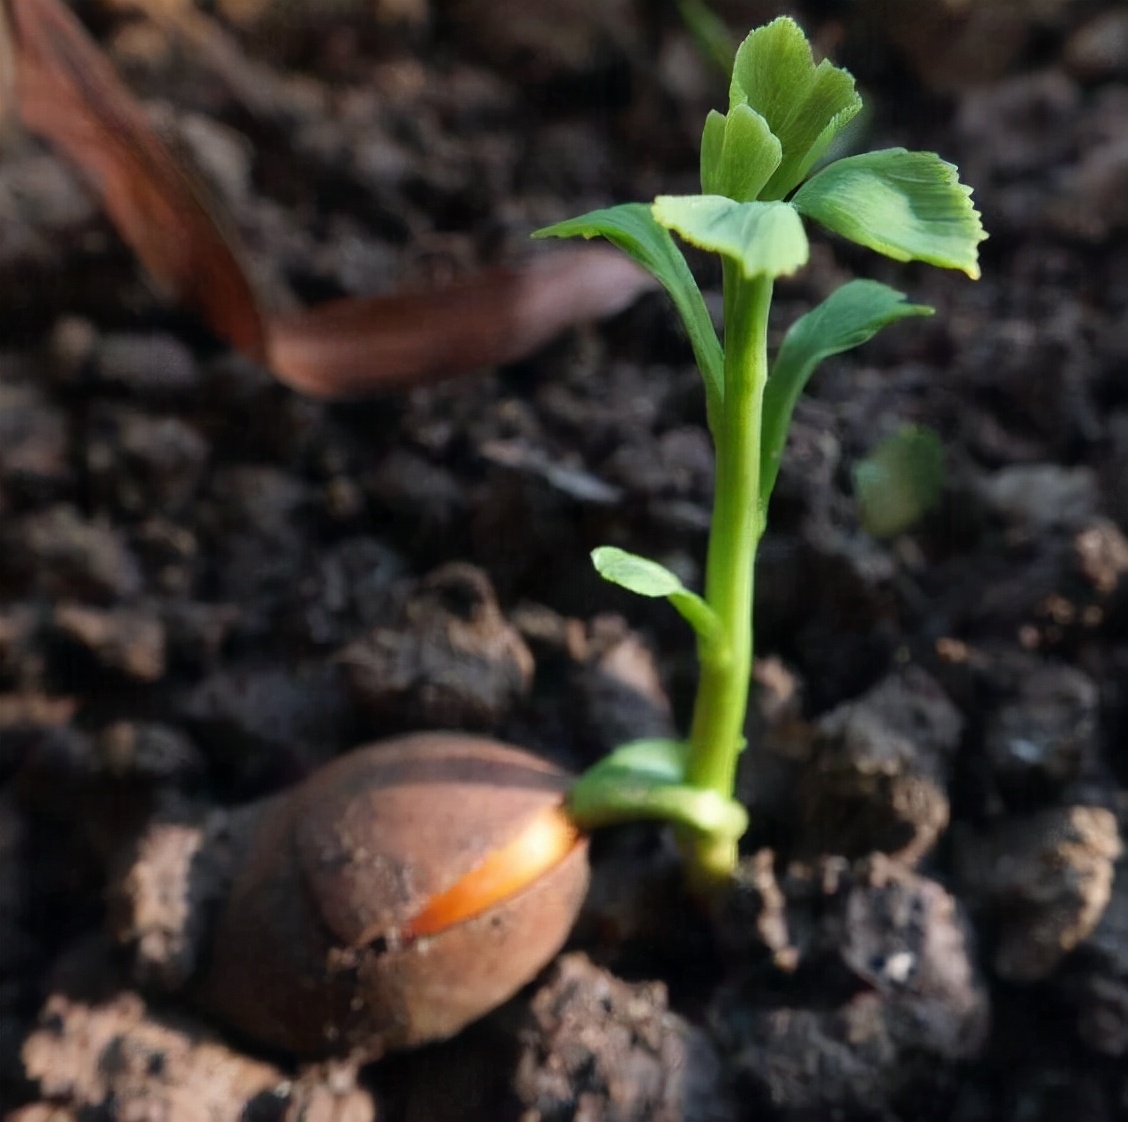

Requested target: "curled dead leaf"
[
  {"left": 5, "top": 0, "right": 656, "bottom": 397},
  {"left": 5, "top": 0, "right": 268, "bottom": 361},
  {"left": 267, "top": 247, "right": 657, "bottom": 396}
]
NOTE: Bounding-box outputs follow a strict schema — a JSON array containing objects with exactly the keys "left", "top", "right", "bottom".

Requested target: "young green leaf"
[
  {"left": 535, "top": 204, "right": 724, "bottom": 422},
  {"left": 579, "top": 738, "right": 688, "bottom": 784},
  {"left": 592, "top": 546, "right": 722, "bottom": 648},
  {"left": 652, "top": 196, "right": 809, "bottom": 279},
  {"left": 567, "top": 737, "right": 748, "bottom": 839},
  {"left": 854, "top": 425, "right": 945, "bottom": 538},
  {"left": 729, "top": 16, "right": 862, "bottom": 200},
  {"left": 568, "top": 775, "right": 749, "bottom": 838},
  {"left": 700, "top": 104, "right": 782, "bottom": 202},
  {"left": 760, "top": 280, "right": 933, "bottom": 504},
  {"left": 593, "top": 546, "right": 685, "bottom": 597},
  {"left": 791, "top": 148, "right": 987, "bottom": 278}
]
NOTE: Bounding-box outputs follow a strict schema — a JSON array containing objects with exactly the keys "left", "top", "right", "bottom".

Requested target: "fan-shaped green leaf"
[
  {"left": 700, "top": 104, "right": 782, "bottom": 202},
  {"left": 729, "top": 17, "right": 862, "bottom": 199},
  {"left": 791, "top": 148, "right": 987, "bottom": 277},
  {"left": 652, "top": 196, "right": 809, "bottom": 279}
]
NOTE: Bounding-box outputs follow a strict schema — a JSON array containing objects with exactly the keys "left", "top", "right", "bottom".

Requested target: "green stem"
[{"left": 684, "top": 263, "right": 773, "bottom": 882}]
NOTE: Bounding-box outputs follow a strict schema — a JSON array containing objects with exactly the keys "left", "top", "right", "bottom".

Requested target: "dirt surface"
[{"left": 2, "top": 1, "right": 1127, "bottom": 1119}]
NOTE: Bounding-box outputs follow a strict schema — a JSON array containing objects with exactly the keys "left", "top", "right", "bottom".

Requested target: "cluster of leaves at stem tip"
[{"left": 534, "top": 16, "right": 986, "bottom": 885}]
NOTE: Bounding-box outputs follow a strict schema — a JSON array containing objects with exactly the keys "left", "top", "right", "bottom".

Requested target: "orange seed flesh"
[{"left": 402, "top": 802, "right": 582, "bottom": 940}]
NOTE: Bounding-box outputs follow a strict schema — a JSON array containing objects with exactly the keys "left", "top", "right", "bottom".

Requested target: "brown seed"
[{"left": 191, "top": 733, "right": 589, "bottom": 1059}]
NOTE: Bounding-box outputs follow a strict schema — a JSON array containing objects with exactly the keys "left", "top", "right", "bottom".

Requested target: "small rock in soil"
[
  {"left": 957, "top": 69, "right": 1080, "bottom": 177},
  {"left": 479, "top": 438, "right": 623, "bottom": 507},
  {"left": 176, "top": 113, "right": 254, "bottom": 209},
  {"left": 1074, "top": 518, "right": 1128, "bottom": 600},
  {"left": 0, "top": 382, "right": 71, "bottom": 503},
  {"left": 713, "top": 849, "right": 792, "bottom": 968},
  {"left": 91, "top": 332, "right": 203, "bottom": 397},
  {"left": 602, "top": 424, "right": 714, "bottom": 505},
  {"left": 1060, "top": 867, "right": 1128, "bottom": 1056},
  {"left": 984, "top": 660, "right": 1101, "bottom": 801},
  {"left": 46, "top": 318, "right": 98, "bottom": 387},
  {"left": 293, "top": 536, "right": 407, "bottom": 650},
  {"left": 569, "top": 613, "right": 676, "bottom": 756},
  {"left": 95, "top": 721, "right": 205, "bottom": 786},
  {"left": 341, "top": 562, "right": 533, "bottom": 734},
  {"left": 178, "top": 661, "right": 351, "bottom": 791},
  {"left": 503, "top": 604, "right": 678, "bottom": 773},
  {"left": 197, "top": 466, "right": 319, "bottom": 636},
  {"left": 513, "top": 952, "right": 735, "bottom": 1122},
  {"left": 979, "top": 464, "right": 1099, "bottom": 532},
  {"left": 777, "top": 523, "right": 900, "bottom": 712},
  {"left": 3, "top": 505, "right": 143, "bottom": 604},
  {"left": 1048, "top": 116, "right": 1128, "bottom": 240},
  {"left": 0, "top": 153, "right": 99, "bottom": 273},
  {"left": 14, "top": 722, "right": 191, "bottom": 866},
  {"left": 365, "top": 448, "right": 467, "bottom": 560},
  {"left": 712, "top": 856, "right": 988, "bottom": 1119},
  {"left": 84, "top": 406, "right": 210, "bottom": 517},
  {"left": 51, "top": 603, "right": 167, "bottom": 683},
  {"left": 0, "top": 605, "right": 40, "bottom": 684},
  {"left": 160, "top": 600, "right": 240, "bottom": 669},
  {"left": 1064, "top": 9, "right": 1128, "bottom": 80},
  {"left": 800, "top": 666, "right": 963, "bottom": 864},
  {"left": 113, "top": 819, "right": 213, "bottom": 992},
  {"left": 0, "top": 695, "right": 78, "bottom": 778},
  {"left": 955, "top": 805, "right": 1122, "bottom": 981}
]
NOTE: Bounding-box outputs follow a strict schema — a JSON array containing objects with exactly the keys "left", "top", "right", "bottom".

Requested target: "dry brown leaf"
[
  {"left": 6, "top": 0, "right": 267, "bottom": 360},
  {"left": 268, "top": 248, "right": 656, "bottom": 397},
  {"left": 7, "top": 0, "right": 656, "bottom": 398}
]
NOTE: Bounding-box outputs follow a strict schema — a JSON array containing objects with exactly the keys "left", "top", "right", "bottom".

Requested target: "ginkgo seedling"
[{"left": 537, "top": 16, "right": 986, "bottom": 885}]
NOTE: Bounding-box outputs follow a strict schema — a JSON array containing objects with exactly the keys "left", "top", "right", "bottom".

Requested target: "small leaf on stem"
[
  {"left": 760, "top": 279, "right": 933, "bottom": 504},
  {"left": 592, "top": 546, "right": 721, "bottom": 649},
  {"left": 652, "top": 196, "right": 809, "bottom": 279},
  {"left": 535, "top": 204, "right": 723, "bottom": 421},
  {"left": 566, "top": 738, "right": 748, "bottom": 840},
  {"left": 700, "top": 104, "right": 782, "bottom": 202},
  {"left": 593, "top": 546, "right": 687, "bottom": 598},
  {"left": 791, "top": 148, "right": 987, "bottom": 278}
]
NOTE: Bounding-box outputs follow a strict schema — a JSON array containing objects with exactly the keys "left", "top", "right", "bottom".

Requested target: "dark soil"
[{"left": 2, "top": 1, "right": 1127, "bottom": 1119}]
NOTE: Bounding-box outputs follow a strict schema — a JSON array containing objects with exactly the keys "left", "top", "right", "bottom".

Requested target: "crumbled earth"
[
  {"left": 19, "top": 990, "right": 377, "bottom": 1122},
  {"left": 512, "top": 952, "right": 735, "bottom": 1122},
  {"left": 2, "top": 1, "right": 1127, "bottom": 1119},
  {"left": 711, "top": 855, "right": 990, "bottom": 1120}
]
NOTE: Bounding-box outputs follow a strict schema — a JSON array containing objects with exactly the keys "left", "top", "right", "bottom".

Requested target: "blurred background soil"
[{"left": 0, "top": 1, "right": 1126, "bottom": 1119}]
